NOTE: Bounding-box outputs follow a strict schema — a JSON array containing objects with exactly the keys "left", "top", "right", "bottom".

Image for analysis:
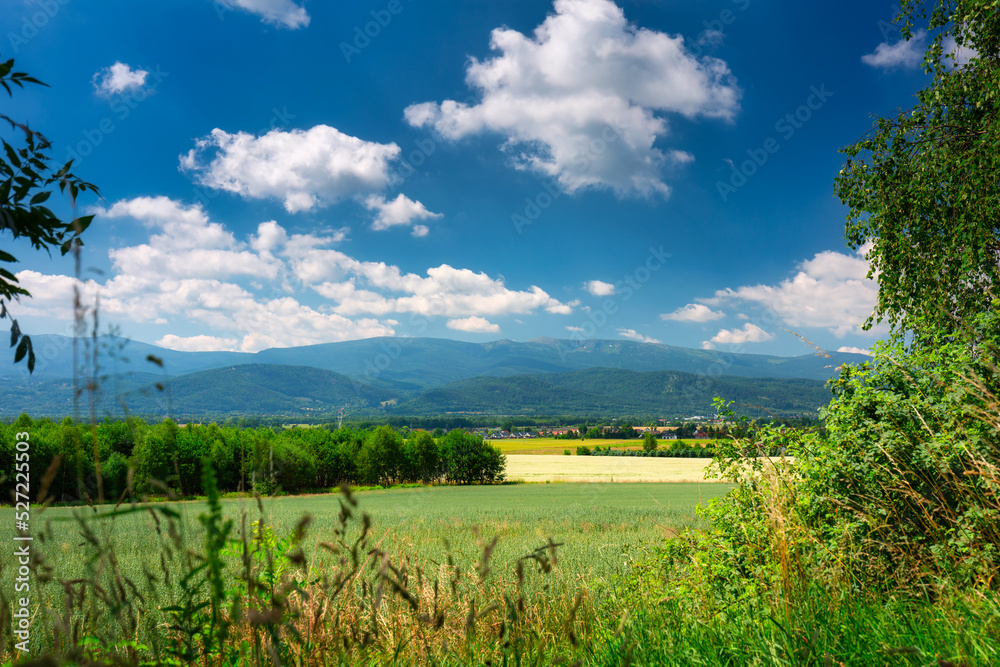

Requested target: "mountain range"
[{"left": 0, "top": 335, "right": 862, "bottom": 419}]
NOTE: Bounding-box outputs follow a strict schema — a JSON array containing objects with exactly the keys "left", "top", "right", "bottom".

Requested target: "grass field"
[
  {"left": 0, "top": 481, "right": 735, "bottom": 663},
  {"left": 7, "top": 481, "right": 730, "bottom": 586},
  {"left": 493, "top": 436, "right": 717, "bottom": 454}
]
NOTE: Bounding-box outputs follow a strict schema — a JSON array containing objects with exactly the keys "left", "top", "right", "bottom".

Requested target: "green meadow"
[{"left": 6, "top": 482, "right": 730, "bottom": 589}]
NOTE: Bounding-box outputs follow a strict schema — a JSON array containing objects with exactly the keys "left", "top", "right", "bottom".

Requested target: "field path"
[{"left": 505, "top": 455, "right": 720, "bottom": 483}]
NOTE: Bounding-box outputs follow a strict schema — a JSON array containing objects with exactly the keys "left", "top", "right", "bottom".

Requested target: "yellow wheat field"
[{"left": 504, "top": 454, "right": 721, "bottom": 483}]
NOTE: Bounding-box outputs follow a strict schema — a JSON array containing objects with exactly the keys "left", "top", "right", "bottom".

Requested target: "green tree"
[
  {"left": 359, "top": 425, "right": 404, "bottom": 487},
  {"left": 642, "top": 431, "right": 658, "bottom": 452},
  {"left": 834, "top": 0, "right": 999, "bottom": 340},
  {"left": 406, "top": 430, "right": 442, "bottom": 483},
  {"left": 97, "top": 420, "right": 135, "bottom": 458},
  {"left": 0, "top": 57, "right": 98, "bottom": 372},
  {"left": 441, "top": 430, "right": 505, "bottom": 485},
  {"left": 269, "top": 438, "right": 318, "bottom": 494},
  {"left": 130, "top": 430, "right": 172, "bottom": 495}
]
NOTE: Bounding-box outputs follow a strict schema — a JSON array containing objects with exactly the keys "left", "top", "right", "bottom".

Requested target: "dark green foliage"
[
  {"left": 406, "top": 430, "right": 443, "bottom": 482},
  {"left": 835, "top": 0, "right": 1000, "bottom": 338},
  {"left": 101, "top": 451, "right": 129, "bottom": 499},
  {"left": 0, "top": 58, "right": 99, "bottom": 374},
  {"left": 441, "top": 429, "right": 505, "bottom": 484},
  {"left": 130, "top": 429, "right": 172, "bottom": 495},
  {"left": 642, "top": 431, "right": 658, "bottom": 452},
  {"left": 269, "top": 436, "right": 319, "bottom": 494},
  {"left": 3, "top": 360, "right": 836, "bottom": 422},
  {"left": 400, "top": 367, "right": 830, "bottom": 418},
  {"left": 784, "top": 319, "right": 1000, "bottom": 588},
  {"left": 358, "top": 425, "right": 404, "bottom": 486},
  {"left": 0, "top": 418, "right": 507, "bottom": 504},
  {"left": 97, "top": 418, "right": 135, "bottom": 457}
]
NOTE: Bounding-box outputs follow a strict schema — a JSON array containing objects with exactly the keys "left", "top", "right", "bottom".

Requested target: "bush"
[
  {"left": 576, "top": 445, "right": 591, "bottom": 456},
  {"left": 704, "top": 313, "right": 1000, "bottom": 595}
]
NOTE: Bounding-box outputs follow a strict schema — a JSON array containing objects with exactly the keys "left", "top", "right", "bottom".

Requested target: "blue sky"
[{"left": 2, "top": 0, "right": 934, "bottom": 356}]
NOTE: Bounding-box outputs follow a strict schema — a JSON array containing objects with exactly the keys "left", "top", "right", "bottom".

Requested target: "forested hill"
[
  {"left": 396, "top": 367, "right": 831, "bottom": 418},
  {"left": 0, "top": 334, "right": 865, "bottom": 388},
  {"left": 0, "top": 365, "right": 397, "bottom": 419},
  {"left": 0, "top": 364, "right": 830, "bottom": 419}
]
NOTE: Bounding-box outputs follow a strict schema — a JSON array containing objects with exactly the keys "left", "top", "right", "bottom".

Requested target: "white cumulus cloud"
[
  {"left": 618, "top": 328, "right": 661, "bottom": 344},
  {"left": 93, "top": 62, "right": 149, "bottom": 96},
  {"left": 313, "top": 261, "right": 570, "bottom": 319},
  {"left": 180, "top": 126, "right": 401, "bottom": 213},
  {"left": 215, "top": 0, "right": 310, "bottom": 29},
  {"left": 701, "top": 248, "right": 879, "bottom": 337},
  {"left": 708, "top": 323, "right": 774, "bottom": 345},
  {"left": 365, "top": 194, "right": 443, "bottom": 233},
  {"left": 404, "top": 0, "right": 739, "bottom": 198},
  {"left": 157, "top": 334, "right": 243, "bottom": 352},
  {"left": 661, "top": 303, "right": 724, "bottom": 322},
  {"left": 584, "top": 280, "right": 615, "bottom": 296},
  {"left": 837, "top": 346, "right": 872, "bottom": 356},
  {"left": 23, "top": 196, "right": 570, "bottom": 351},
  {"left": 862, "top": 31, "right": 926, "bottom": 69},
  {"left": 447, "top": 316, "right": 501, "bottom": 334}
]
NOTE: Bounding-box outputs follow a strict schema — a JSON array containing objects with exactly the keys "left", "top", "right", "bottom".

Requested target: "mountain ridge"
[
  {"left": 0, "top": 363, "right": 831, "bottom": 419},
  {"left": 1, "top": 335, "right": 865, "bottom": 388}
]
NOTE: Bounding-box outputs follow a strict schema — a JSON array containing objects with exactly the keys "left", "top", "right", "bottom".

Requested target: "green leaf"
[
  {"left": 28, "top": 190, "right": 50, "bottom": 205},
  {"left": 69, "top": 214, "right": 94, "bottom": 234},
  {"left": 2, "top": 142, "right": 19, "bottom": 168},
  {"left": 13, "top": 336, "right": 27, "bottom": 363}
]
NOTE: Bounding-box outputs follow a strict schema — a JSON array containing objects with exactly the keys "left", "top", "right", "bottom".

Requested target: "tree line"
[{"left": 0, "top": 414, "right": 506, "bottom": 503}]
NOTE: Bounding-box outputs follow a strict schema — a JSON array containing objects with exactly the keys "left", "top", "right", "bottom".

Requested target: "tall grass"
[{"left": 0, "top": 471, "right": 605, "bottom": 665}]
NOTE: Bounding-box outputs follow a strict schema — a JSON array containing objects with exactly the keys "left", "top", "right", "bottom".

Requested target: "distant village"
[{"left": 475, "top": 422, "right": 720, "bottom": 441}]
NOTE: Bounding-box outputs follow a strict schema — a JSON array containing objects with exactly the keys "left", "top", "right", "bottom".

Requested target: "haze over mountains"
[{"left": 0, "top": 335, "right": 863, "bottom": 419}]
